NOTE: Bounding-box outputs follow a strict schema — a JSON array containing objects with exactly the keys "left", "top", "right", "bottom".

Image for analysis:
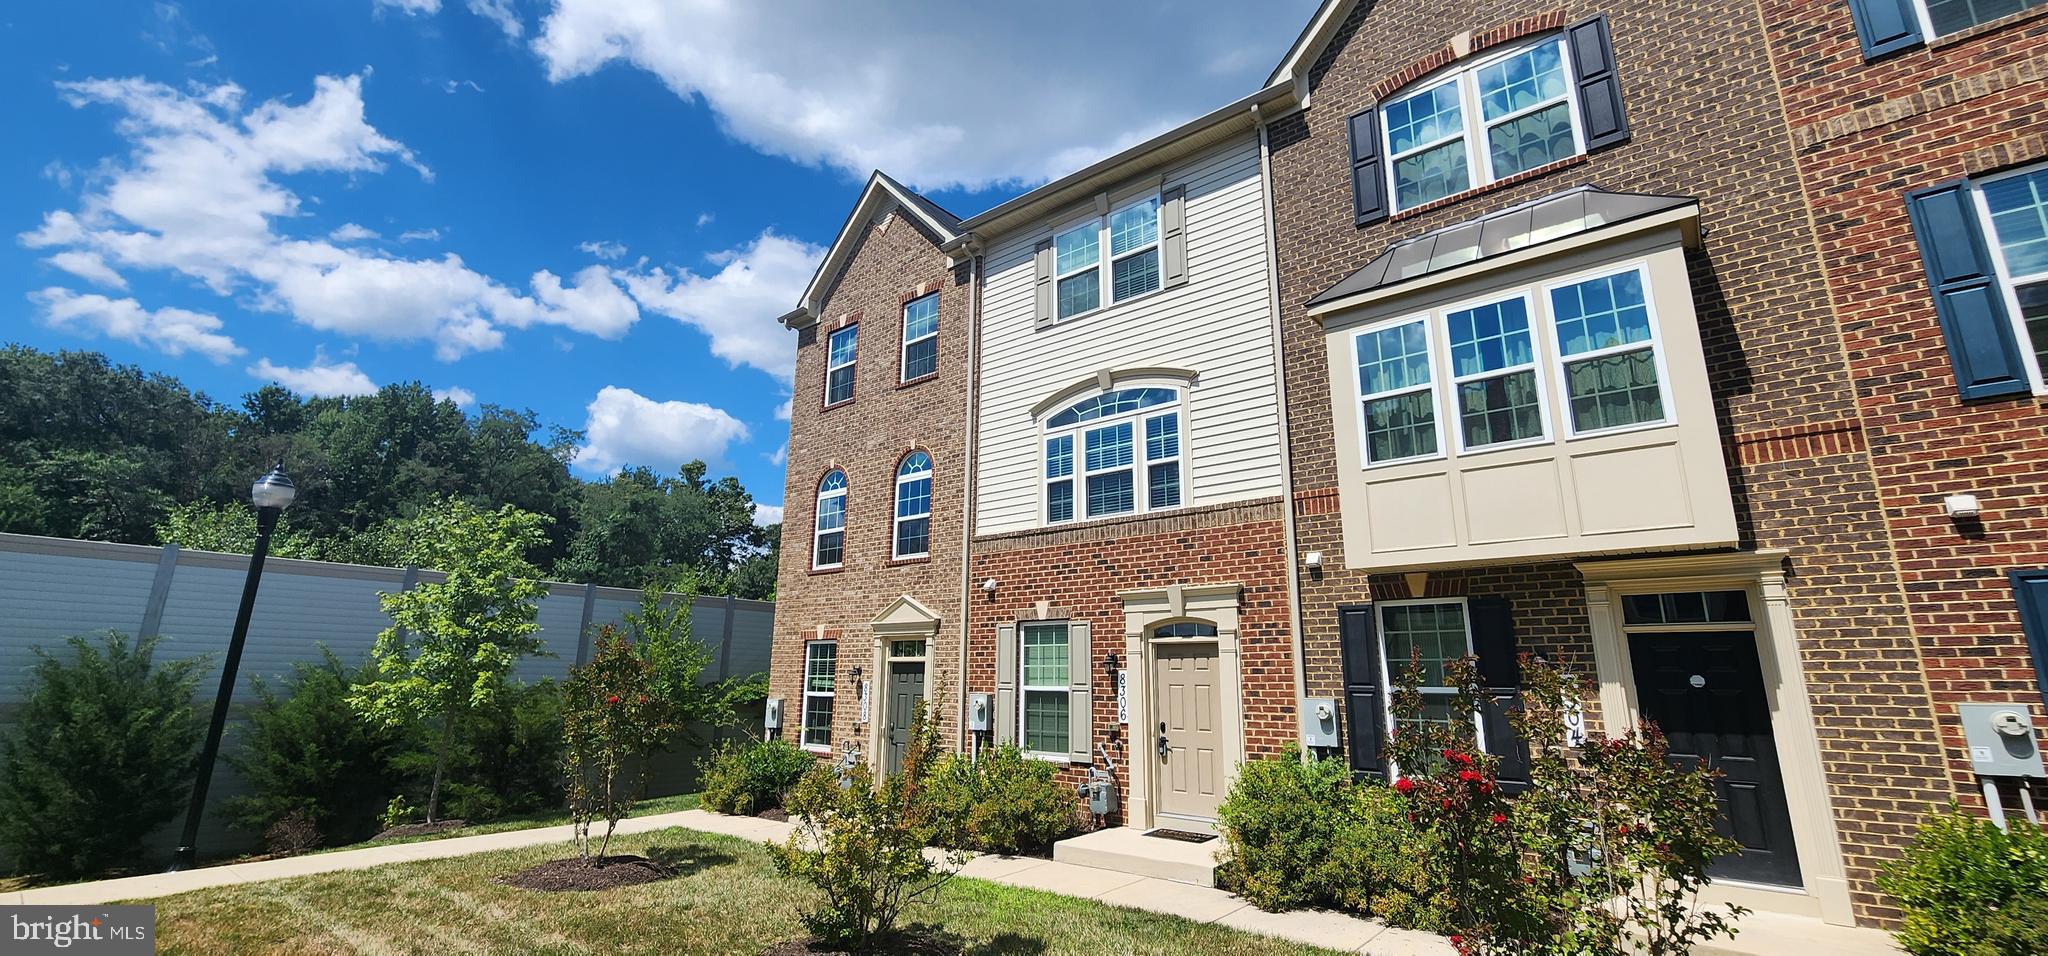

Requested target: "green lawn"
[
  {"left": 331, "top": 792, "right": 703, "bottom": 850},
  {"left": 141, "top": 827, "right": 1340, "bottom": 956}
]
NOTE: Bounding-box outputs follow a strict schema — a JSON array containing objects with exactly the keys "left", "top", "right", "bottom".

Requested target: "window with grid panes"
[{"left": 1019, "top": 623, "right": 1069, "bottom": 756}]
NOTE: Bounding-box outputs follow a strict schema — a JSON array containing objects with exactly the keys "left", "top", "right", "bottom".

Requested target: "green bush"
[
  {"left": 1330, "top": 783, "right": 1447, "bottom": 930},
  {"left": 924, "top": 746, "right": 1078, "bottom": 855},
  {"left": 1880, "top": 805, "right": 2048, "bottom": 956},
  {"left": 226, "top": 650, "right": 405, "bottom": 847},
  {"left": 0, "top": 631, "right": 205, "bottom": 877},
  {"left": 381, "top": 679, "right": 565, "bottom": 824},
  {"left": 1215, "top": 746, "right": 1356, "bottom": 911},
  {"left": 699, "top": 737, "right": 815, "bottom": 814}
]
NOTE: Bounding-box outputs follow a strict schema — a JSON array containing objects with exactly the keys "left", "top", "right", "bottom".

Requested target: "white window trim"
[
  {"left": 1047, "top": 190, "right": 1166, "bottom": 324},
  {"left": 1017, "top": 622, "right": 1071, "bottom": 762},
  {"left": 1040, "top": 387, "right": 1188, "bottom": 526},
  {"left": 801, "top": 640, "right": 837, "bottom": 754},
  {"left": 1142, "top": 411, "right": 1184, "bottom": 511},
  {"left": 1540, "top": 260, "right": 1678, "bottom": 440},
  {"left": 892, "top": 454, "right": 932, "bottom": 560},
  {"left": 1908, "top": 0, "right": 2045, "bottom": 40},
  {"left": 824, "top": 325, "right": 858, "bottom": 406},
  {"left": 1970, "top": 163, "right": 2048, "bottom": 395},
  {"left": 900, "top": 292, "right": 939, "bottom": 383},
  {"left": 1438, "top": 288, "right": 1555, "bottom": 455},
  {"left": 812, "top": 472, "right": 847, "bottom": 570},
  {"left": 1373, "top": 596, "right": 1486, "bottom": 778},
  {"left": 1382, "top": 34, "right": 1585, "bottom": 214},
  {"left": 1351, "top": 313, "right": 1449, "bottom": 468}
]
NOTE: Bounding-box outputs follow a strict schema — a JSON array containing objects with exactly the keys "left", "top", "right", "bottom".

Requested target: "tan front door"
[{"left": 1153, "top": 642, "right": 1224, "bottom": 820}]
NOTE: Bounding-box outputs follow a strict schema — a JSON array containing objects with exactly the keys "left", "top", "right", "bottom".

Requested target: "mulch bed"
[
  {"left": 760, "top": 929, "right": 963, "bottom": 955},
  {"left": 371, "top": 819, "right": 468, "bottom": 840},
  {"left": 496, "top": 855, "right": 674, "bottom": 892},
  {"left": 756, "top": 807, "right": 789, "bottom": 822}
]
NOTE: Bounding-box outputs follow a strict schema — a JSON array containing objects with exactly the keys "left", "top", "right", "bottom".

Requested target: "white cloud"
[
  {"left": 579, "top": 239, "right": 626, "bottom": 259},
  {"left": 398, "top": 227, "right": 441, "bottom": 242},
  {"left": 530, "top": 0, "right": 1314, "bottom": 190},
  {"left": 248, "top": 355, "right": 379, "bottom": 397},
  {"left": 695, "top": 211, "right": 714, "bottom": 228},
  {"left": 467, "top": 0, "right": 523, "bottom": 38},
  {"left": 31, "top": 286, "right": 242, "bottom": 362},
  {"left": 574, "top": 385, "right": 749, "bottom": 474},
  {"left": 751, "top": 503, "right": 782, "bottom": 526},
  {"left": 442, "top": 78, "right": 486, "bottom": 94},
  {"left": 620, "top": 231, "right": 817, "bottom": 383},
  {"left": 20, "top": 73, "right": 636, "bottom": 362},
  {"left": 329, "top": 222, "right": 379, "bottom": 242},
  {"left": 373, "top": 0, "right": 440, "bottom": 13},
  {"left": 434, "top": 385, "right": 477, "bottom": 406},
  {"left": 775, "top": 395, "right": 792, "bottom": 421},
  {"left": 45, "top": 250, "right": 127, "bottom": 289},
  {"left": 768, "top": 444, "right": 787, "bottom": 467}
]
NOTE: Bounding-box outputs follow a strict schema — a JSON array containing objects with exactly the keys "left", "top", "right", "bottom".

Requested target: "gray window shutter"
[
  {"left": 1337, "top": 605, "right": 1384, "bottom": 779},
  {"left": 1848, "top": 0, "right": 1924, "bottom": 58},
  {"left": 1566, "top": 16, "right": 1630, "bottom": 152},
  {"left": 1469, "top": 598, "right": 1530, "bottom": 795},
  {"left": 1161, "top": 185, "right": 1188, "bottom": 289},
  {"left": 1907, "top": 180, "right": 2032, "bottom": 400},
  {"left": 2011, "top": 570, "right": 2048, "bottom": 713},
  {"left": 995, "top": 623, "right": 1017, "bottom": 745},
  {"left": 1346, "top": 108, "right": 1388, "bottom": 227},
  {"left": 1067, "top": 621, "right": 1093, "bottom": 763},
  {"left": 1033, "top": 239, "right": 1056, "bottom": 329}
]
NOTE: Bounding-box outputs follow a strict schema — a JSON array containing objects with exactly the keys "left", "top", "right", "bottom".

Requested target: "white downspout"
[
  {"left": 955, "top": 245, "right": 982, "bottom": 751},
  {"left": 1254, "top": 106, "right": 1311, "bottom": 750}
]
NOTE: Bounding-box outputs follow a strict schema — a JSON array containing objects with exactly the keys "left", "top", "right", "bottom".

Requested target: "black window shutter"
[
  {"left": 1469, "top": 597, "right": 1531, "bottom": 795},
  {"left": 1346, "top": 108, "right": 1389, "bottom": 227},
  {"left": 1906, "top": 181, "right": 2032, "bottom": 401},
  {"left": 1566, "top": 16, "right": 1630, "bottom": 152},
  {"left": 1338, "top": 605, "right": 1386, "bottom": 779},
  {"left": 1847, "top": 0, "right": 1925, "bottom": 58},
  {"left": 2013, "top": 570, "right": 2048, "bottom": 713}
]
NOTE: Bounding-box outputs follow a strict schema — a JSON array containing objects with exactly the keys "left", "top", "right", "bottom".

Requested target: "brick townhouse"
[{"left": 763, "top": 0, "right": 2048, "bottom": 929}]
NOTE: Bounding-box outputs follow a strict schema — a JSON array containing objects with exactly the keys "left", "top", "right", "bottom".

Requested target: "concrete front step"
[{"left": 1052, "top": 826, "right": 1225, "bottom": 887}]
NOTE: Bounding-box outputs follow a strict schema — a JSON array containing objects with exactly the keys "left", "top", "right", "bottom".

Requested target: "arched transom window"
[
  {"left": 893, "top": 452, "right": 933, "bottom": 559},
  {"left": 813, "top": 470, "right": 847, "bottom": 569},
  {"left": 1041, "top": 386, "right": 1183, "bottom": 524}
]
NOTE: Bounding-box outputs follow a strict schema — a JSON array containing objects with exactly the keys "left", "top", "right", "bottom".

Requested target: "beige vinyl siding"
[{"left": 974, "top": 133, "right": 1282, "bottom": 535}]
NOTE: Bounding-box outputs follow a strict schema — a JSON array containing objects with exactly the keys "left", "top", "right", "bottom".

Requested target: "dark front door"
[
  {"left": 884, "top": 661, "right": 925, "bottom": 777},
  {"left": 1628, "top": 632, "right": 1802, "bottom": 887}
]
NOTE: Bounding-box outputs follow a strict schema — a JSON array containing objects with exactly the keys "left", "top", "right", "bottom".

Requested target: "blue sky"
[{"left": 0, "top": 0, "right": 1315, "bottom": 523}]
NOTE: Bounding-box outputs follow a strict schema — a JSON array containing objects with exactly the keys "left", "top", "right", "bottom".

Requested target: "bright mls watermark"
[{"left": 7, "top": 905, "right": 154, "bottom": 953}]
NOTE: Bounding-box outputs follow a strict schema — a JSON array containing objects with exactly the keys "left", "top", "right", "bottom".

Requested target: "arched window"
[
  {"left": 813, "top": 470, "right": 847, "bottom": 569},
  {"left": 893, "top": 452, "right": 933, "bottom": 559},
  {"left": 1041, "top": 386, "right": 1183, "bottom": 524}
]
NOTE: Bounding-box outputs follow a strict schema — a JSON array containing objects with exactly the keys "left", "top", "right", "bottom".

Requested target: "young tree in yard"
[{"left": 348, "top": 498, "right": 550, "bottom": 822}]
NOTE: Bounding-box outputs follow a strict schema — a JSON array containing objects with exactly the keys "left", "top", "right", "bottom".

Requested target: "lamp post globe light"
[{"left": 170, "top": 464, "right": 295, "bottom": 870}]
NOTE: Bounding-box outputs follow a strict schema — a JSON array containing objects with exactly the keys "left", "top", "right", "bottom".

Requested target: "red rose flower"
[
  {"left": 606, "top": 694, "right": 621, "bottom": 705},
  {"left": 1394, "top": 777, "right": 1415, "bottom": 794},
  {"left": 1458, "top": 769, "right": 1481, "bottom": 783},
  {"left": 1450, "top": 935, "right": 1464, "bottom": 945},
  {"left": 1441, "top": 798, "right": 1453, "bottom": 809},
  {"left": 1616, "top": 823, "right": 1632, "bottom": 835},
  {"left": 1491, "top": 813, "right": 1507, "bottom": 825},
  {"left": 1478, "top": 781, "right": 1494, "bottom": 794}
]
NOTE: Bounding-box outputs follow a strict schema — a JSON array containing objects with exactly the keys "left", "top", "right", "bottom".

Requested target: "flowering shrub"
[{"left": 562, "top": 627, "right": 670, "bottom": 861}]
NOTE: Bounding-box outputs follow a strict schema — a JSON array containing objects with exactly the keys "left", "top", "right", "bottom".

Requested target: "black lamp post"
[{"left": 170, "top": 464, "right": 295, "bottom": 871}]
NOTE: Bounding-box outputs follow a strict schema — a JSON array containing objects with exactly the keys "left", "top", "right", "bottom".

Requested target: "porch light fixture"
[
  {"left": 981, "top": 577, "right": 997, "bottom": 594},
  {"left": 1103, "top": 652, "right": 1120, "bottom": 675},
  {"left": 1943, "top": 493, "right": 1982, "bottom": 519},
  {"left": 1302, "top": 551, "right": 1324, "bottom": 569}
]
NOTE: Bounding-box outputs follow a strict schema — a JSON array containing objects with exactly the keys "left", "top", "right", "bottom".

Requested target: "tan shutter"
[
  {"left": 995, "top": 623, "right": 1017, "bottom": 745},
  {"left": 1067, "top": 621, "right": 1093, "bottom": 763},
  {"left": 1033, "top": 239, "right": 1055, "bottom": 329},
  {"left": 1160, "top": 185, "right": 1188, "bottom": 290}
]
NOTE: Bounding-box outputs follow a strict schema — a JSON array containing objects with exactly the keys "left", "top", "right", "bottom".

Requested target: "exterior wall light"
[
  {"left": 1943, "top": 493, "right": 1982, "bottom": 519},
  {"left": 1302, "top": 551, "right": 1323, "bottom": 569}
]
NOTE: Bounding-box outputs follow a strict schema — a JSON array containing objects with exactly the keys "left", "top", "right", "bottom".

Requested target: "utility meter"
[
  {"left": 967, "top": 693, "right": 993, "bottom": 732},
  {"left": 1959, "top": 703, "right": 2046, "bottom": 778},
  {"left": 763, "top": 697, "right": 784, "bottom": 731},
  {"left": 1300, "top": 697, "right": 1339, "bottom": 749}
]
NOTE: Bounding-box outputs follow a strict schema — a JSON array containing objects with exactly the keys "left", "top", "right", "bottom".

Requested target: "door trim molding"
[
  {"left": 1119, "top": 583, "right": 1244, "bottom": 829},
  {"left": 1575, "top": 549, "right": 1855, "bottom": 926},
  {"left": 867, "top": 596, "right": 940, "bottom": 780}
]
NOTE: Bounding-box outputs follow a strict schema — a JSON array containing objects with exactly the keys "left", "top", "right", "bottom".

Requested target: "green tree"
[
  {"left": 156, "top": 500, "right": 320, "bottom": 558},
  {"left": 348, "top": 498, "right": 552, "bottom": 822},
  {"left": 225, "top": 650, "right": 406, "bottom": 846},
  {"left": 561, "top": 462, "right": 765, "bottom": 591}
]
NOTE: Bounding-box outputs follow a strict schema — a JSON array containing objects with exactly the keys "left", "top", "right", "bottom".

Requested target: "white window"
[
  {"left": 1348, "top": 260, "right": 1674, "bottom": 468},
  {"left": 1913, "top": 0, "right": 2046, "bottom": 38},
  {"left": 801, "top": 641, "right": 837, "bottom": 752},
  {"left": 892, "top": 452, "right": 932, "bottom": 559},
  {"left": 900, "top": 293, "right": 938, "bottom": 382},
  {"left": 1050, "top": 194, "right": 1163, "bottom": 322},
  {"left": 1042, "top": 387, "right": 1183, "bottom": 524},
  {"left": 812, "top": 470, "right": 847, "bottom": 569},
  {"left": 1375, "top": 599, "right": 1485, "bottom": 762},
  {"left": 1018, "top": 623, "right": 1070, "bottom": 757},
  {"left": 1973, "top": 164, "right": 2048, "bottom": 393},
  {"left": 1353, "top": 317, "right": 1444, "bottom": 465},
  {"left": 825, "top": 325, "right": 857, "bottom": 405},
  {"left": 1382, "top": 35, "right": 1584, "bottom": 212}
]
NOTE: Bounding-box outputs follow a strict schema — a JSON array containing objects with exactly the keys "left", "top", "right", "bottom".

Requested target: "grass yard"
[
  {"left": 333, "top": 792, "right": 704, "bottom": 850},
  {"left": 140, "top": 827, "right": 1340, "bottom": 956}
]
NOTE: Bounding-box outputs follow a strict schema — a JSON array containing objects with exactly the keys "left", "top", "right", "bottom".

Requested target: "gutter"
[{"left": 1254, "top": 104, "right": 1312, "bottom": 750}]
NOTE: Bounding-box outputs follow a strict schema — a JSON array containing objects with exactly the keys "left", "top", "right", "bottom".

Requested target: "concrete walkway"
[{"left": 1, "top": 808, "right": 1903, "bottom": 956}]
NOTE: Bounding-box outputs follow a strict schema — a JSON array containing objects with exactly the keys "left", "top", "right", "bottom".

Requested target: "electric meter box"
[
  {"left": 1300, "top": 697, "right": 1339, "bottom": 749},
  {"left": 1959, "top": 702, "right": 2046, "bottom": 778},
  {"left": 967, "top": 693, "right": 993, "bottom": 732},
  {"left": 763, "top": 697, "right": 784, "bottom": 731}
]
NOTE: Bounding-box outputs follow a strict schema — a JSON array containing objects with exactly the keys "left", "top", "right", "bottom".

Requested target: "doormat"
[{"left": 1145, "top": 828, "right": 1217, "bottom": 844}]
